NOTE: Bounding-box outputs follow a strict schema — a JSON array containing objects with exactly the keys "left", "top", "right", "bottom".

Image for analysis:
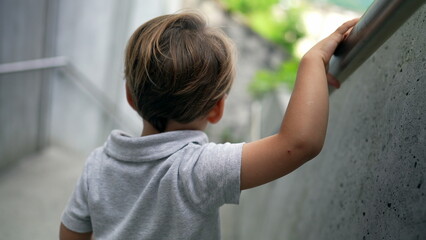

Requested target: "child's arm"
[
  {"left": 60, "top": 223, "right": 92, "bottom": 240},
  {"left": 241, "top": 19, "right": 358, "bottom": 190}
]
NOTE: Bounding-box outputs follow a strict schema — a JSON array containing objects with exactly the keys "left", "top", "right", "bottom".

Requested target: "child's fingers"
[
  {"left": 327, "top": 73, "right": 341, "bottom": 89},
  {"left": 325, "top": 18, "right": 359, "bottom": 45},
  {"left": 335, "top": 18, "right": 359, "bottom": 35}
]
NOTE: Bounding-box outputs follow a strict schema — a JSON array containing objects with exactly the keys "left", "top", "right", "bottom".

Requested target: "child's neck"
[{"left": 141, "top": 119, "right": 208, "bottom": 136}]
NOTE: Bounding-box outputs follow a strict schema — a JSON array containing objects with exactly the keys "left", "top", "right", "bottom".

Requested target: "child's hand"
[
  {"left": 303, "top": 18, "right": 359, "bottom": 88},
  {"left": 306, "top": 18, "right": 359, "bottom": 65}
]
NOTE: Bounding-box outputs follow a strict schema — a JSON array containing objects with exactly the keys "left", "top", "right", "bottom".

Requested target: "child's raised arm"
[{"left": 241, "top": 19, "right": 359, "bottom": 190}]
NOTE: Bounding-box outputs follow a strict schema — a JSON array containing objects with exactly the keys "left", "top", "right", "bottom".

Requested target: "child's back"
[
  {"left": 62, "top": 130, "right": 241, "bottom": 239},
  {"left": 60, "top": 11, "right": 358, "bottom": 240}
]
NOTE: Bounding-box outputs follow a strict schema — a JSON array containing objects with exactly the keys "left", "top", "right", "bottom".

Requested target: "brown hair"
[{"left": 124, "top": 12, "right": 236, "bottom": 132}]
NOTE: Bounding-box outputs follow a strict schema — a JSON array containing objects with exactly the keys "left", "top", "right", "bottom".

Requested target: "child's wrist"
[{"left": 301, "top": 51, "right": 327, "bottom": 68}]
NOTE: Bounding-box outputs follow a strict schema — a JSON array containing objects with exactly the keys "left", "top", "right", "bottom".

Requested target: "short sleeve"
[
  {"left": 61, "top": 161, "right": 93, "bottom": 233},
  {"left": 179, "top": 142, "right": 243, "bottom": 213}
]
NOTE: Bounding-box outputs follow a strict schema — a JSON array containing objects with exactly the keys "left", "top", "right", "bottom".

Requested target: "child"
[{"left": 60, "top": 11, "right": 357, "bottom": 239}]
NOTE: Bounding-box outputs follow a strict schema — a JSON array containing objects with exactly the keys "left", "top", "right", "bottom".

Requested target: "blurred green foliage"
[
  {"left": 220, "top": 0, "right": 306, "bottom": 98},
  {"left": 248, "top": 8, "right": 305, "bottom": 54},
  {"left": 222, "top": 0, "right": 280, "bottom": 13},
  {"left": 249, "top": 57, "right": 299, "bottom": 99}
]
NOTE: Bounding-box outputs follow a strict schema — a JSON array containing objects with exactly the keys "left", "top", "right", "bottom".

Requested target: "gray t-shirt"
[{"left": 61, "top": 130, "right": 243, "bottom": 239}]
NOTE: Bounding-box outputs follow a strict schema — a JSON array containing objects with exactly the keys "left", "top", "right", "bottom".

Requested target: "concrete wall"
[
  {"left": 0, "top": 0, "right": 51, "bottom": 167},
  {"left": 49, "top": 0, "right": 136, "bottom": 154},
  {"left": 0, "top": 0, "right": 181, "bottom": 165},
  {"left": 222, "top": 4, "right": 426, "bottom": 240}
]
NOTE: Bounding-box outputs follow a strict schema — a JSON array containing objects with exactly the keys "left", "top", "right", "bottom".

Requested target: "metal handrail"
[
  {"left": 328, "top": 0, "right": 426, "bottom": 93},
  {"left": 0, "top": 57, "right": 129, "bottom": 130},
  {"left": 0, "top": 57, "right": 68, "bottom": 74}
]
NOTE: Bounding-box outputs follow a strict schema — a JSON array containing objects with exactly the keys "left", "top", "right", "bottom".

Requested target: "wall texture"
[
  {"left": 222, "top": 4, "right": 426, "bottom": 240},
  {"left": 0, "top": 0, "right": 50, "bottom": 168}
]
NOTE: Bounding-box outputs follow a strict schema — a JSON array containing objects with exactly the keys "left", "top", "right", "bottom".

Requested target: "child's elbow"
[
  {"left": 308, "top": 141, "right": 324, "bottom": 161},
  {"left": 293, "top": 138, "right": 324, "bottom": 162},
  {"left": 307, "top": 142, "right": 324, "bottom": 160}
]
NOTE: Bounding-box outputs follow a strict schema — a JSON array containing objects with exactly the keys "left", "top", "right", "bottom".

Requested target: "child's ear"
[
  {"left": 125, "top": 84, "right": 137, "bottom": 111},
  {"left": 207, "top": 96, "right": 226, "bottom": 124}
]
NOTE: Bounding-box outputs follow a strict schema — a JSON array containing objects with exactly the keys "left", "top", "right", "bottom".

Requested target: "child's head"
[{"left": 124, "top": 12, "right": 236, "bottom": 132}]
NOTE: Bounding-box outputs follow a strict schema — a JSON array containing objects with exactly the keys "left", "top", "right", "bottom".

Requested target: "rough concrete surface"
[{"left": 221, "top": 4, "right": 426, "bottom": 240}]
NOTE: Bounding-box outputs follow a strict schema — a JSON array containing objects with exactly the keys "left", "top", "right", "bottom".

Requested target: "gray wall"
[
  {"left": 0, "top": 0, "right": 51, "bottom": 167},
  {"left": 49, "top": 0, "right": 136, "bottom": 154},
  {"left": 0, "top": 0, "right": 180, "bottom": 166},
  {"left": 222, "top": 4, "right": 426, "bottom": 240}
]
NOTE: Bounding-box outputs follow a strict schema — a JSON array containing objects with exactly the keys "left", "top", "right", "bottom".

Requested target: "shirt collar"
[{"left": 104, "top": 129, "right": 209, "bottom": 162}]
